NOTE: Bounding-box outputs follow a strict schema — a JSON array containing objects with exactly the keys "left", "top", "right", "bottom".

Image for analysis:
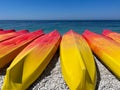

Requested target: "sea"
[{"left": 0, "top": 20, "right": 120, "bottom": 35}]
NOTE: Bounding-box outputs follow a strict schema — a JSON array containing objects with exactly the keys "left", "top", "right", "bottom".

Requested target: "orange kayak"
[
  {"left": 102, "top": 29, "right": 120, "bottom": 43},
  {"left": 83, "top": 30, "right": 120, "bottom": 78},
  {"left": 0, "top": 30, "right": 44, "bottom": 69}
]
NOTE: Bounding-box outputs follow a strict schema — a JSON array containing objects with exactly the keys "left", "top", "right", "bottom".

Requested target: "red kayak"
[
  {"left": 0, "top": 30, "right": 29, "bottom": 42},
  {"left": 0, "top": 29, "right": 15, "bottom": 34},
  {"left": 83, "top": 30, "right": 120, "bottom": 78}
]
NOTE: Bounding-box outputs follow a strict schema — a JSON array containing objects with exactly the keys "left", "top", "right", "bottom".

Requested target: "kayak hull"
[
  {"left": 83, "top": 30, "right": 120, "bottom": 78},
  {"left": 0, "top": 30, "right": 44, "bottom": 69},
  {"left": 0, "top": 30, "right": 29, "bottom": 42},
  {"left": 102, "top": 29, "right": 120, "bottom": 43},
  {"left": 60, "top": 30, "right": 96, "bottom": 90},
  {"left": 0, "top": 29, "right": 15, "bottom": 34},
  {"left": 2, "top": 30, "right": 61, "bottom": 90}
]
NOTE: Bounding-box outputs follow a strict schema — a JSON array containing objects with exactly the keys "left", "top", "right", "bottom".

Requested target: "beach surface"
[{"left": 0, "top": 51, "right": 120, "bottom": 90}]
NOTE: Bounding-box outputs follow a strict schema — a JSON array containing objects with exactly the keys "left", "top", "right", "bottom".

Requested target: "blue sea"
[{"left": 0, "top": 20, "right": 120, "bottom": 34}]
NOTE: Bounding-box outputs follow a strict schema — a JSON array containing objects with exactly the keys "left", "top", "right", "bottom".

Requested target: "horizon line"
[{"left": 0, "top": 19, "right": 120, "bottom": 21}]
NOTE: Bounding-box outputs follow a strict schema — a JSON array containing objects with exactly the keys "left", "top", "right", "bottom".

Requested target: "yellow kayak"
[
  {"left": 83, "top": 30, "right": 120, "bottom": 78},
  {"left": 2, "top": 30, "right": 61, "bottom": 90},
  {"left": 60, "top": 30, "right": 96, "bottom": 90}
]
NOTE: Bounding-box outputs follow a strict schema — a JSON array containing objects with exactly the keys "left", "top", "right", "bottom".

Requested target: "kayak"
[
  {"left": 2, "top": 30, "right": 61, "bottom": 90},
  {"left": 60, "top": 30, "right": 96, "bottom": 90},
  {"left": 82, "top": 30, "right": 120, "bottom": 78},
  {"left": 0, "top": 29, "right": 15, "bottom": 34},
  {"left": 102, "top": 29, "right": 120, "bottom": 43},
  {"left": 0, "top": 30, "right": 29, "bottom": 42},
  {"left": 0, "top": 30, "right": 44, "bottom": 69}
]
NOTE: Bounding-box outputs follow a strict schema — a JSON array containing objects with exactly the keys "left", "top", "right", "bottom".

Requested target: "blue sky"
[{"left": 0, "top": 0, "right": 120, "bottom": 20}]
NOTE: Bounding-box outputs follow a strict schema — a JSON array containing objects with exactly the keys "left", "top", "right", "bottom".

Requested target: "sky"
[{"left": 0, "top": 0, "right": 120, "bottom": 20}]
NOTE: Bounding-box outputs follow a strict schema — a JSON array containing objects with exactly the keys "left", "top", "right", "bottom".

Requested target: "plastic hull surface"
[
  {"left": 0, "top": 29, "right": 15, "bottom": 34},
  {"left": 83, "top": 30, "right": 120, "bottom": 78},
  {"left": 60, "top": 30, "right": 96, "bottom": 90},
  {"left": 2, "top": 30, "right": 61, "bottom": 90},
  {"left": 102, "top": 29, "right": 120, "bottom": 43},
  {"left": 0, "top": 30, "right": 29, "bottom": 42},
  {"left": 0, "top": 30, "right": 44, "bottom": 69}
]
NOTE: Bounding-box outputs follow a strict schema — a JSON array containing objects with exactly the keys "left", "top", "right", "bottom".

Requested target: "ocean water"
[{"left": 0, "top": 20, "right": 120, "bottom": 35}]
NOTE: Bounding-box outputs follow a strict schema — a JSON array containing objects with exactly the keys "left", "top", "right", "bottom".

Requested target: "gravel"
[{"left": 0, "top": 52, "right": 120, "bottom": 90}]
